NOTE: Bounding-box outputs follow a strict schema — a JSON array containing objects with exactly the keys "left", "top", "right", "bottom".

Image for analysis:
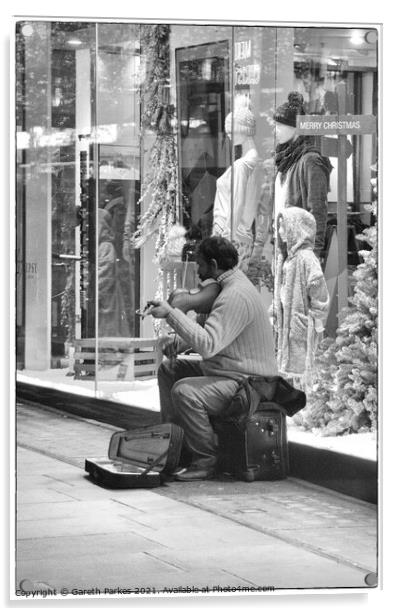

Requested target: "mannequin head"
[
  {"left": 225, "top": 107, "right": 256, "bottom": 145},
  {"left": 275, "top": 122, "right": 297, "bottom": 145},
  {"left": 273, "top": 91, "right": 305, "bottom": 144}
]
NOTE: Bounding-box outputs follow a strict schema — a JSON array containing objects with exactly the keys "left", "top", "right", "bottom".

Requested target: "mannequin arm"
[
  {"left": 307, "top": 274, "right": 329, "bottom": 327},
  {"left": 305, "top": 159, "right": 329, "bottom": 255}
]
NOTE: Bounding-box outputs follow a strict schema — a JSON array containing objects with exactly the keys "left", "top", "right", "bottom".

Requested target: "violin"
[{"left": 167, "top": 278, "right": 221, "bottom": 314}]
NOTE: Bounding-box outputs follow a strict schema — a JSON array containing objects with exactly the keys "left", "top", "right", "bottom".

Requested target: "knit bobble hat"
[
  {"left": 273, "top": 91, "right": 305, "bottom": 127},
  {"left": 225, "top": 107, "right": 256, "bottom": 136}
]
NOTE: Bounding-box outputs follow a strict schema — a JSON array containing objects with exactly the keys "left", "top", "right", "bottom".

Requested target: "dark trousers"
[{"left": 158, "top": 358, "right": 239, "bottom": 469}]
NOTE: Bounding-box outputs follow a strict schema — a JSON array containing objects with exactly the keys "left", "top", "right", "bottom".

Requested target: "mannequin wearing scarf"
[{"left": 272, "top": 92, "right": 333, "bottom": 256}]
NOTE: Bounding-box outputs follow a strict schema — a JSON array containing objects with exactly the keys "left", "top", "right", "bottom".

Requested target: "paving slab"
[
  {"left": 17, "top": 488, "right": 77, "bottom": 505},
  {"left": 17, "top": 499, "right": 136, "bottom": 522},
  {"left": 161, "top": 479, "right": 377, "bottom": 573},
  {"left": 14, "top": 401, "right": 379, "bottom": 595},
  {"left": 17, "top": 532, "right": 167, "bottom": 561},
  {"left": 147, "top": 544, "right": 368, "bottom": 589},
  {"left": 17, "top": 511, "right": 141, "bottom": 540},
  {"left": 276, "top": 527, "right": 377, "bottom": 571}
]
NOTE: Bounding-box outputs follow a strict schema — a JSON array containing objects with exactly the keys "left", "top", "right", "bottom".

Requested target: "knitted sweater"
[
  {"left": 166, "top": 267, "right": 278, "bottom": 381},
  {"left": 213, "top": 149, "right": 263, "bottom": 245}
]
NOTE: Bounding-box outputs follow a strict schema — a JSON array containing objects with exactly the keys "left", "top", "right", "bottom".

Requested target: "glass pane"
[
  {"left": 174, "top": 26, "right": 233, "bottom": 242},
  {"left": 15, "top": 20, "right": 378, "bottom": 403},
  {"left": 15, "top": 21, "right": 97, "bottom": 398},
  {"left": 50, "top": 23, "right": 95, "bottom": 363},
  {"left": 275, "top": 27, "right": 378, "bottom": 334},
  {"left": 141, "top": 24, "right": 234, "bottom": 327},
  {"left": 94, "top": 23, "right": 146, "bottom": 395},
  {"left": 228, "top": 26, "right": 277, "bottom": 302}
]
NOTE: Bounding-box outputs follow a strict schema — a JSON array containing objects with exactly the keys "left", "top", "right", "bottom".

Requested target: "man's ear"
[{"left": 209, "top": 258, "right": 219, "bottom": 276}]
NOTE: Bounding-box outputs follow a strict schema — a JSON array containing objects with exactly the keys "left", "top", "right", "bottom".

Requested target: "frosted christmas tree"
[{"left": 294, "top": 166, "right": 378, "bottom": 436}]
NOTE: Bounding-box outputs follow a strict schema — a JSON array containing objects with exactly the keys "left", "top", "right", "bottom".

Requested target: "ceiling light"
[
  {"left": 67, "top": 38, "right": 82, "bottom": 47},
  {"left": 350, "top": 31, "right": 364, "bottom": 45}
]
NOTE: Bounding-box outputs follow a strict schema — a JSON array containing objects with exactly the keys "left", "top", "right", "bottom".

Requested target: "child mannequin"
[{"left": 273, "top": 206, "right": 329, "bottom": 390}]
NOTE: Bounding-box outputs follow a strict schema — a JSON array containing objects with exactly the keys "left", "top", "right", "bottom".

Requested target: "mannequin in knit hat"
[
  {"left": 272, "top": 91, "right": 332, "bottom": 257},
  {"left": 212, "top": 105, "right": 263, "bottom": 273}
]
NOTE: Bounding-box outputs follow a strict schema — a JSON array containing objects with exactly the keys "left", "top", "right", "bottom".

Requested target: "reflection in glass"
[
  {"left": 176, "top": 38, "right": 231, "bottom": 240},
  {"left": 97, "top": 208, "right": 129, "bottom": 337},
  {"left": 96, "top": 24, "right": 141, "bottom": 340},
  {"left": 15, "top": 20, "right": 378, "bottom": 382}
]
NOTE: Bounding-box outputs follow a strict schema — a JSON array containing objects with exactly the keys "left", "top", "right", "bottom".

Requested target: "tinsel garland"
[
  {"left": 132, "top": 24, "right": 180, "bottom": 263},
  {"left": 60, "top": 264, "right": 76, "bottom": 343},
  {"left": 133, "top": 132, "right": 179, "bottom": 257}
]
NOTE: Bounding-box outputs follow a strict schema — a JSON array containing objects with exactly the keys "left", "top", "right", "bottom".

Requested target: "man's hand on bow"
[{"left": 147, "top": 300, "right": 172, "bottom": 319}]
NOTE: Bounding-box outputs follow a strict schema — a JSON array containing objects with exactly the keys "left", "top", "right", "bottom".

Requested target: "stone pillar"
[{"left": 23, "top": 22, "right": 52, "bottom": 370}]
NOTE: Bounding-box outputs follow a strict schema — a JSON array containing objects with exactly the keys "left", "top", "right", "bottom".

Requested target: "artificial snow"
[{"left": 17, "top": 369, "right": 376, "bottom": 461}]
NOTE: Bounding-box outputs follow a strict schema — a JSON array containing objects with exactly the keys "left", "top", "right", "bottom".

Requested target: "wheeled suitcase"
[
  {"left": 215, "top": 401, "right": 289, "bottom": 481},
  {"left": 85, "top": 423, "right": 184, "bottom": 489},
  {"left": 212, "top": 375, "right": 305, "bottom": 482}
]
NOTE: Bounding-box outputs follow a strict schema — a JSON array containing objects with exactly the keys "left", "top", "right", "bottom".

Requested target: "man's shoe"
[{"left": 174, "top": 466, "right": 215, "bottom": 482}]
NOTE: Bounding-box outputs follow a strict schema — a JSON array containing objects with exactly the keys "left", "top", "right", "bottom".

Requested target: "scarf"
[{"left": 275, "top": 136, "right": 327, "bottom": 181}]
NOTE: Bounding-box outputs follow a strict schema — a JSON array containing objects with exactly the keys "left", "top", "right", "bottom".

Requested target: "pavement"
[{"left": 14, "top": 400, "right": 378, "bottom": 599}]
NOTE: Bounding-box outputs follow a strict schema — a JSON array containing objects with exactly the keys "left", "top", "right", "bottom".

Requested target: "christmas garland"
[
  {"left": 132, "top": 25, "right": 180, "bottom": 261},
  {"left": 60, "top": 265, "right": 75, "bottom": 343}
]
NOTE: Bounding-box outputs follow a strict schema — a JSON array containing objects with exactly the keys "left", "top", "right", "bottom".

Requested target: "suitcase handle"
[{"left": 125, "top": 431, "right": 170, "bottom": 442}]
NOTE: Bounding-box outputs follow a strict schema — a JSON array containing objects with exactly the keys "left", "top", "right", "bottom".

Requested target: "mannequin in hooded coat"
[{"left": 273, "top": 206, "right": 329, "bottom": 390}]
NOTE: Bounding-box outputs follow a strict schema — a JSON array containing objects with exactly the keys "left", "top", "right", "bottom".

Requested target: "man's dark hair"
[{"left": 197, "top": 236, "right": 238, "bottom": 271}]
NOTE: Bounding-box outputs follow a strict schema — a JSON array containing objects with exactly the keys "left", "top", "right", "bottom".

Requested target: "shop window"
[{"left": 15, "top": 21, "right": 378, "bottom": 419}]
